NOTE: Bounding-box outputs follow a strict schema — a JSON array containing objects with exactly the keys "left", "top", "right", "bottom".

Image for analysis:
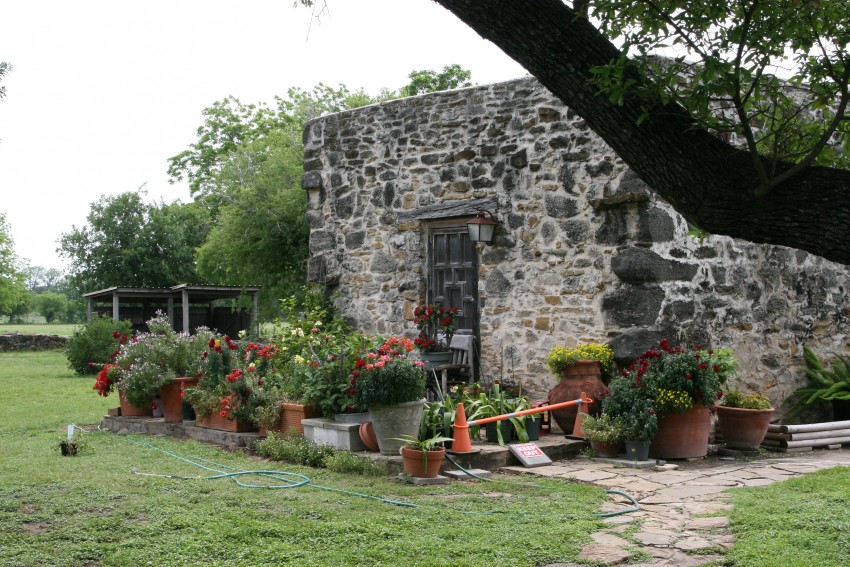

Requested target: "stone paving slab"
[{"left": 521, "top": 447, "right": 850, "bottom": 565}]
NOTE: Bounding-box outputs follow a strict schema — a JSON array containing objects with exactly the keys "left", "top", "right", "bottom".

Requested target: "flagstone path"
[{"left": 502, "top": 448, "right": 850, "bottom": 566}]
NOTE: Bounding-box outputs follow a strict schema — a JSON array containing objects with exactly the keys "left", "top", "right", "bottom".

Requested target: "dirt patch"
[{"left": 22, "top": 521, "right": 49, "bottom": 535}]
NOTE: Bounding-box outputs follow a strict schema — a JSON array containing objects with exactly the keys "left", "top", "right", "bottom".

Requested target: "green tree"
[
  {"left": 167, "top": 84, "right": 391, "bottom": 203},
  {"left": 433, "top": 0, "right": 850, "bottom": 265},
  {"left": 0, "top": 212, "right": 29, "bottom": 320},
  {"left": 26, "top": 266, "right": 65, "bottom": 293},
  {"left": 195, "top": 132, "right": 309, "bottom": 316},
  {"left": 35, "top": 292, "right": 69, "bottom": 323},
  {"left": 169, "top": 84, "right": 387, "bottom": 317},
  {"left": 58, "top": 191, "right": 209, "bottom": 293},
  {"left": 399, "top": 64, "right": 473, "bottom": 97}
]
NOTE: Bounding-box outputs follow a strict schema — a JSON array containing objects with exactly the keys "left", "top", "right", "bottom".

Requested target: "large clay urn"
[
  {"left": 650, "top": 403, "right": 711, "bottom": 459},
  {"left": 547, "top": 360, "right": 607, "bottom": 434},
  {"left": 716, "top": 405, "right": 775, "bottom": 451}
]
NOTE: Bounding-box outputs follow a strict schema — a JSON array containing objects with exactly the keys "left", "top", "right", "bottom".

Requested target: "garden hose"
[{"left": 122, "top": 436, "right": 639, "bottom": 519}]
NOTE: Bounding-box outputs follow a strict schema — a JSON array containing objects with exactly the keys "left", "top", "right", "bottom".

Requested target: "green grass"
[
  {"left": 0, "top": 350, "right": 606, "bottom": 567},
  {"left": 727, "top": 466, "right": 850, "bottom": 566},
  {"left": 0, "top": 323, "right": 78, "bottom": 337}
]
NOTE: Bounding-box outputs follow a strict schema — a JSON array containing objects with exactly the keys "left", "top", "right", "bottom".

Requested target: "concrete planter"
[
  {"left": 368, "top": 399, "right": 426, "bottom": 455},
  {"left": 302, "top": 417, "right": 367, "bottom": 451}
]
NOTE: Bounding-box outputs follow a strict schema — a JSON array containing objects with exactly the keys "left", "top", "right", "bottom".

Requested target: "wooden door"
[{"left": 428, "top": 227, "right": 478, "bottom": 336}]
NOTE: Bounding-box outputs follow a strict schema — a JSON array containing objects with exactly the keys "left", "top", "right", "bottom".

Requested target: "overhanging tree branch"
[{"left": 432, "top": 0, "right": 850, "bottom": 265}]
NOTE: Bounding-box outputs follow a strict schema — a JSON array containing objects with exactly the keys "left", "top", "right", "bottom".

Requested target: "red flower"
[
  {"left": 120, "top": 334, "right": 128, "bottom": 344},
  {"left": 112, "top": 331, "right": 120, "bottom": 339},
  {"left": 257, "top": 380, "right": 263, "bottom": 386},
  {"left": 214, "top": 345, "right": 222, "bottom": 353},
  {"left": 219, "top": 410, "right": 228, "bottom": 418},
  {"left": 713, "top": 364, "right": 721, "bottom": 373},
  {"left": 649, "top": 409, "right": 655, "bottom": 415}
]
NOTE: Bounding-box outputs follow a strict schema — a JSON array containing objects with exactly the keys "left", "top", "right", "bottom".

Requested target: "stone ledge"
[{"left": 100, "top": 415, "right": 262, "bottom": 448}]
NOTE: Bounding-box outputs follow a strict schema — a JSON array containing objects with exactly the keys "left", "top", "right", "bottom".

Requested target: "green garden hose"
[{"left": 124, "top": 437, "right": 639, "bottom": 518}]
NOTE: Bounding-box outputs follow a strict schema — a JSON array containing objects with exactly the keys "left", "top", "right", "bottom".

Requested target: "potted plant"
[
  {"left": 183, "top": 333, "right": 263, "bottom": 432},
  {"left": 354, "top": 337, "right": 427, "bottom": 455},
  {"left": 468, "top": 383, "right": 516, "bottom": 445},
  {"left": 391, "top": 433, "right": 453, "bottom": 478},
  {"left": 545, "top": 342, "right": 613, "bottom": 433},
  {"left": 581, "top": 414, "right": 624, "bottom": 457},
  {"left": 411, "top": 303, "right": 459, "bottom": 368},
  {"left": 787, "top": 345, "right": 850, "bottom": 420},
  {"left": 716, "top": 389, "right": 774, "bottom": 451},
  {"left": 620, "top": 399, "right": 658, "bottom": 461},
  {"left": 99, "top": 312, "right": 196, "bottom": 417},
  {"left": 610, "top": 339, "right": 724, "bottom": 459}
]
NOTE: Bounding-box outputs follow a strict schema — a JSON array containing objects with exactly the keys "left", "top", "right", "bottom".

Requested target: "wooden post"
[
  {"left": 112, "top": 292, "right": 120, "bottom": 321},
  {"left": 181, "top": 289, "right": 190, "bottom": 334},
  {"left": 167, "top": 296, "right": 174, "bottom": 330}
]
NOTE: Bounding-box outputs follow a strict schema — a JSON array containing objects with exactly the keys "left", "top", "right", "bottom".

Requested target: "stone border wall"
[
  {"left": 301, "top": 76, "right": 850, "bottom": 410},
  {"left": 0, "top": 334, "right": 68, "bottom": 351}
]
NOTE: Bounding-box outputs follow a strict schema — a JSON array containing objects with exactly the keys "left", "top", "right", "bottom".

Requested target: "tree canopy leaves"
[
  {"left": 0, "top": 212, "right": 29, "bottom": 319},
  {"left": 58, "top": 191, "right": 209, "bottom": 292}
]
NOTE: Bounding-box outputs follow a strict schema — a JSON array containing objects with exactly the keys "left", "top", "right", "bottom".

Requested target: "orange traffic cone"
[
  {"left": 572, "top": 392, "right": 590, "bottom": 438},
  {"left": 448, "top": 402, "right": 480, "bottom": 454}
]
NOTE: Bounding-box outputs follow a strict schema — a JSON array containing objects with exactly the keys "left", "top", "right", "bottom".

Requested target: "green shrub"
[
  {"left": 255, "top": 431, "right": 387, "bottom": 476},
  {"left": 324, "top": 451, "right": 387, "bottom": 476},
  {"left": 255, "top": 431, "right": 336, "bottom": 468},
  {"left": 64, "top": 315, "right": 133, "bottom": 375}
]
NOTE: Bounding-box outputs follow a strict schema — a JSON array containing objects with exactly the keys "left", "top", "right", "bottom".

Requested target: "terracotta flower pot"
[
  {"left": 359, "top": 421, "right": 379, "bottom": 452},
  {"left": 650, "top": 403, "right": 711, "bottom": 459},
  {"left": 160, "top": 377, "right": 199, "bottom": 423},
  {"left": 195, "top": 412, "right": 257, "bottom": 433},
  {"left": 400, "top": 446, "right": 446, "bottom": 478},
  {"left": 716, "top": 405, "right": 775, "bottom": 451},
  {"left": 589, "top": 439, "right": 622, "bottom": 458},
  {"left": 263, "top": 402, "right": 322, "bottom": 436},
  {"left": 119, "top": 390, "right": 152, "bottom": 417},
  {"left": 548, "top": 360, "right": 607, "bottom": 433}
]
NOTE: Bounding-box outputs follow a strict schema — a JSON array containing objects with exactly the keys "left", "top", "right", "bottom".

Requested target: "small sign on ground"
[{"left": 509, "top": 443, "right": 553, "bottom": 467}]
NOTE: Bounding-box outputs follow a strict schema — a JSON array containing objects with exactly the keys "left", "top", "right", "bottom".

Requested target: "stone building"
[{"left": 300, "top": 76, "right": 850, "bottom": 409}]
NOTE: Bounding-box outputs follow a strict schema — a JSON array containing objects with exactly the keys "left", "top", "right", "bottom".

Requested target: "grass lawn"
[
  {"left": 0, "top": 350, "right": 606, "bottom": 567},
  {"left": 0, "top": 323, "right": 78, "bottom": 337},
  {"left": 727, "top": 466, "right": 850, "bottom": 567}
]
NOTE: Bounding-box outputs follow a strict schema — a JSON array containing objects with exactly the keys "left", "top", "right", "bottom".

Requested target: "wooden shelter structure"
[{"left": 83, "top": 284, "right": 260, "bottom": 336}]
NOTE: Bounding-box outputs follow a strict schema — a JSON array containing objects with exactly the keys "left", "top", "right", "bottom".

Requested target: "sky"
[{"left": 0, "top": 0, "right": 527, "bottom": 271}]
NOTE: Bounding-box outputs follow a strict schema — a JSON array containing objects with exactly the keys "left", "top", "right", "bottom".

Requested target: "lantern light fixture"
[{"left": 466, "top": 210, "right": 498, "bottom": 244}]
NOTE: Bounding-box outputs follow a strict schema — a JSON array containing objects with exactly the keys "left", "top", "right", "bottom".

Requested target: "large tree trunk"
[{"left": 433, "top": 0, "right": 850, "bottom": 265}]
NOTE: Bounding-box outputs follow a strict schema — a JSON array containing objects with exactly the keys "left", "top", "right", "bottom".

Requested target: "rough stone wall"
[
  {"left": 301, "top": 76, "right": 850, "bottom": 411},
  {"left": 0, "top": 334, "right": 68, "bottom": 351}
]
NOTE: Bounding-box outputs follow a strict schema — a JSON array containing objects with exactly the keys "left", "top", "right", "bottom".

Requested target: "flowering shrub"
[
  {"left": 655, "top": 388, "right": 692, "bottom": 413},
  {"left": 93, "top": 312, "right": 206, "bottom": 408},
  {"left": 545, "top": 343, "right": 615, "bottom": 380},
  {"left": 354, "top": 337, "right": 426, "bottom": 407},
  {"left": 608, "top": 339, "right": 724, "bottom": 413},
  {"left": 296, "top": 332, "right": 382, "bottom": 416},
  {"left": 412, "top": 303, "right": 459, "bottom": 352},
  {"left": 183, "top": 332, "right": 242, "bottom": 419}
]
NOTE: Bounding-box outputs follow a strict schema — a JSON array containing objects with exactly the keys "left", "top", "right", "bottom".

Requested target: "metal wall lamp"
[{"left": 466, "top": 210, "right": 499, "bottom": 244}]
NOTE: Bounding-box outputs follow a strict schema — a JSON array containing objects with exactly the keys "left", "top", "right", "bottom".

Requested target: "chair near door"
[{"left": 426, "top": 334, "right": 476, "bottom": 400}]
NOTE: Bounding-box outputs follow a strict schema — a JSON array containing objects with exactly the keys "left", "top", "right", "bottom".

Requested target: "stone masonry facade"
[{"left": 301, "top": 76, "right": 850, "bottom": 410}]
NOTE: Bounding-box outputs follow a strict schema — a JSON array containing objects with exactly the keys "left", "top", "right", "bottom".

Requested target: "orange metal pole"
[{"left": 467, "top": 394, "right": 593, "bottom": 427}]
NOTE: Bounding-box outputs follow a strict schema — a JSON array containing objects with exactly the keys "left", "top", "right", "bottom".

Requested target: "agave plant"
[{"left": 786, "top": 345, "right": 850, "bottom": 416}]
